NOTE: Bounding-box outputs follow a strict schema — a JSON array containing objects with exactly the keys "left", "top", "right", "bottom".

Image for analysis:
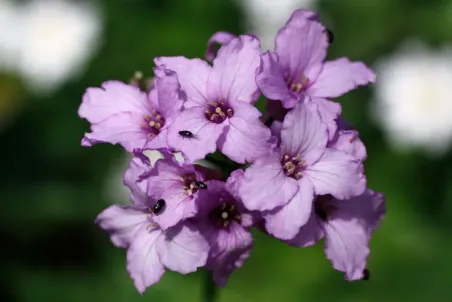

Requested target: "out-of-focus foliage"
[{"left": 2, "top": 0, "right": 452, "bottom": 301}]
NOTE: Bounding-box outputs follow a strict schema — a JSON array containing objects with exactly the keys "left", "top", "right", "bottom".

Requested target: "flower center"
[
  {"left": 281, "top": 154, "right": 305, "bottom": 180},
  {"left": 209, "top": 202, "right": 242, "bottom": 228},
  {"left": 141, "top": 109, "right": 166, "bottom": 137},
  {"left": 181, "top": 173, "right": 205, "bottom": 196},
  {"left": 285, "top": 74, "right": 309, "bottom": 94},
  {"left": 314, "top": 194, "right": 337, "bottom": 221},
  {"left": 205, "top": 98, "right": 234, "bottom": 124}
]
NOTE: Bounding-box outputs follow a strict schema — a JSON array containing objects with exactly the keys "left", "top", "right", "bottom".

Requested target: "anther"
[
  {"left": 149, "top": 121, "right": 155, "bottom": 127},
  {"left": 221, "top": 212, "right": 228, "bottom": 219}
]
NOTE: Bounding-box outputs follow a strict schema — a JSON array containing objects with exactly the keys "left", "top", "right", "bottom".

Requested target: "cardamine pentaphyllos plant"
[{"left": 78, "top": 9, "right": 385, "bottom": 297}]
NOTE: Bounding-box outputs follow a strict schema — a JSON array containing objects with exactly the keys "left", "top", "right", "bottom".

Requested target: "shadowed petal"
[
  {"left": 307, "top": 58, "right": 376, "bottom": 98},
  {"left": 285, "top": 211, "right": 324, "bottom": 247},
  {"left": 153, "top": 65, "right": 185, "bottom": 117},
  {"left": 123, "top": 157, "right": 150, "bottom": 207},
  {"left": 329, "top": 129, "right": 367, "bottom": 162},
  {"left": 313, "top": 97, "right": 342, "bottom": 140},
  {"left": 256, "top": 51, "right": 297, "bottom": 107},
  {"left": 154, "top": 56, "right": 211, "bottom": 108}
]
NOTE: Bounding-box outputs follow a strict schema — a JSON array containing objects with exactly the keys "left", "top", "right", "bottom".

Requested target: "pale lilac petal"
[
  {"left": 285, "top": 211, "right": 325, "bottom": 247},
  {"left": 167, "top": 107, "right": 227, "bottom": 162},
  {"left": 82, "top": 113, "right": 148, "bottom": 152},
  {"left": 205, "top": 31, "right": 236, "bottom": 62},
  {"left": 275, "top": 11, "right": 327, "bottom": 83},
  {"left": 153, "top": 65, "right": 185, "bottom": 117},
  {"left": 123, "top": 157, "right": 150, "bottom": 207},
  {"left": 154, "top": 56, "right": 211, "bottom": 107},
  {"left": 281, "top": 101, "right": 328, "bottom": 164},
  {"left": 126, "top": 225, "right": 165, "bottom": 294},
  {"left": 323, "top": 217, "right": 369, "bottom": 281},
  {"left": 96, "top": 206, "right": 148, "bottom": 248},
  {"left": 264, "top": 176, "right": 315, "bottom": 240},
  {"left": 256, "top": 52, "right": 297, "bottom": 107},
  {"left": 306, "top": 149, "right": 366, "bottom": 200},
  {"left": 78, "top": 81, "right": 150, "bottom": 123},
  {"left": 207, "top": 223, "right": 253, "bottom": 286},
  {"left": 143, "top": 127, "right": 169, "bottom": 150},
  {"left": 219, "top": 100, "right": 273, "bottom": 163},
  {"left": 239, "top": 156, "right": 299, "bottom": 211},
  {"left": 328, "top": 130, "right": 367, "bottom": 162},
  {"left": 156, "top": 221, "right": 208, "bottom": 274},
  {"left": 307, "top": 58, "right": 376, "bottom": 98},
  {"left": 285, "top": 9, "right": 319, "bottom": 26},
  {"left": 332, "top": 189, "right": 386, "bottom": 236},
  {"left": 207, "top": 35, "right": 261, "bottom": 104},
  {"left": 313, "top": 97, "right": 341, "bottom": 140},
  {"left": 145, "top": 160, "right": 197, "bottom": 229}
]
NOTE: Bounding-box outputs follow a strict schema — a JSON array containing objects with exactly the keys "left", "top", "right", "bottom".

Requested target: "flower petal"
[
  {"left": 306, "top": 148, "right": 366, "bottom": 200},
  {"left": 154, "top": 56, "right": 211, "bottom": 108},
  {"left": 81, "top": 112, "right": 148, "bottom": 152},
  {"left": 313, "top": 97, "right": 342, "bottom": 140},
  {"left": 96, "top": 205, "right": 148, "bottom": 248},
  {"left": 205, "top": 31, "right": 236, "bottom": 62},
  {"left": 307, "top": 58, "right": 376, "bottom": 98},
  {"left": 207, "top": 35, "right": 261, "bottom": 104},
  {"left": 123, "top": 157, "right": 151, "bottom": 207},
  {"left": 332, "top": 189, "right": 386, "bottom": 236},
  {"left": 328, "top": 129, "right": 367, "bottom": 162},
  {"left": 145, "top": 159, "right": 198, "bottom": 229},
  {"left": 239, "top": 156, "right": 299, "bottom": 211},
  {"left": 78, "top": 81, "right": 150, "bottom": 123},
  {"left": 285, "top": 211, "right": 325, "bottom": 247},
  {"left": 167, "top": 107, "right": 227, "bottom": 162},
  {"left": 256, "top": 51, "right": 297, "bottom": 107},
  {"left": 281, "top": 101, "right": 328, "bottom": 163},
  {"left": 156, "top": 221, "right": 209, "bottom": 274},
  {"left": 206, "top": 223, "right": 253, "bottom": 286},
  {"left": 153, "top": 65, "right": 185, "bottom": 118},
  {"left": 218, "top": 100, "right": 273, "bottom": 163},
  {"left": 275, "top": 10, "right": 327, "bottom": 83},
  {"left": 264, "top": 176, "right": 315, "bottom": 240},
  {"left": 323, "top": 216, "right": 370, "bottom": 281},
  {"left": 127, "top": 225, "right": 165, "bottom": 294}
]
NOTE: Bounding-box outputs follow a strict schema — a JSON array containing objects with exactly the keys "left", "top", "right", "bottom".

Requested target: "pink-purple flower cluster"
[{"left": 79, "top": 9, "right": 386, "bottom": 294}]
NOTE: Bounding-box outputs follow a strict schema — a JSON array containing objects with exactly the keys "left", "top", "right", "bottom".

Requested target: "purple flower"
[
  {"left": 328, "top": 120, "right": 367, "bottom": 162},
  {"left": 256, "top": 9, "right": 375, "bottom": 135},
  {"left": 78, "top": 65, "right": 185, "bottom": 152},
  {"left": 205, "top": 31, "right": 236, "bottom": 62},
  {"left": 131, "top": 154, "right": 209, "bottom": 230},
  {"left": 239, "top": 101, "right": 366, "bottom": 240},
  {"left": 194, "top": 169, "right": 256, "bottom": 286},
  {"left": 286, "top": 189, "right": 385, "bottom": 281},
  {"left": 96, "top": 206, "right": 208, "bottom": 294},
  {"left": 155, "top": 35, "right": 273, "bottom": 163}
]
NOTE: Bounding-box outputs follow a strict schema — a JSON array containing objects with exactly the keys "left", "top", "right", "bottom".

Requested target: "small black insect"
[
  {"left": 179, "top": 130, "right": 194, "bottom": 138},
  {"left": 151, "top": 199, "right": 166, "bottom": 214},
  {"left": 325, "top": 28, "right": 334, "bottom": 44},
  {"left": 361, "top": 269, "right": 370, "bottom": 281},
  {"left": 195, "top": 181, "right": 208, "bottom": 190}
]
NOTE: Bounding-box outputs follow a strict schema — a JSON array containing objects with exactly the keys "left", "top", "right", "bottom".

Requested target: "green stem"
[{"left": 203, "top": 271, "right": 217, "bottom": 302}]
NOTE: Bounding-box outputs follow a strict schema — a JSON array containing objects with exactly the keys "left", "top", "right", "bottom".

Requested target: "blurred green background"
[{"left": 2, "top": 0, "right": 452, "bottom": 301}]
